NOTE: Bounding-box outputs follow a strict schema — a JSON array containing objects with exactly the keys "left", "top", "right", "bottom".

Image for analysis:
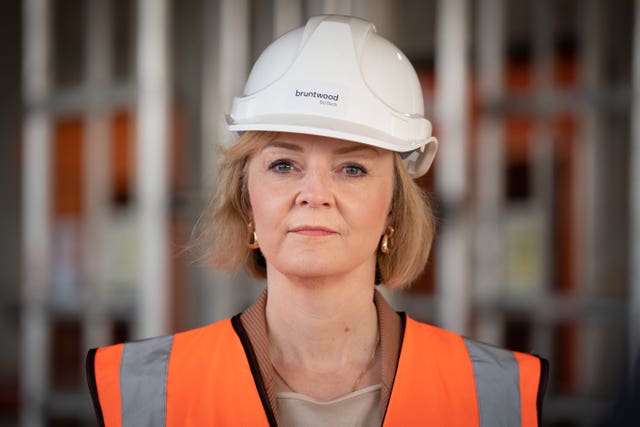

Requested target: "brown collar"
[{"left": 239, "top": 288, "right": 403, "bottom": 423}]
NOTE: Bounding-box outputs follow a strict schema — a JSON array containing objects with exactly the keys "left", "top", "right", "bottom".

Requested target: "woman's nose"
[{"left": 295, "top": 168, "right": 334, "bottom": 208}]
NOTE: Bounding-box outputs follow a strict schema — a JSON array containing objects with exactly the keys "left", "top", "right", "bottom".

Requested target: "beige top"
[
  {"left": 239, "top": 289, "right": 403, "bottom": 424},
  {"left": 277, "top": 385, "right": 382, "bottom": 427}
]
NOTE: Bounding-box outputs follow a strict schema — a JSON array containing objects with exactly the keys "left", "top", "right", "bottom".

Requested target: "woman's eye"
[
  {"left": 269, "top": 160, "right": 294, "bottom": 173},
  {"left": 343, "top": 165, "right": 366, "bottom": 176}
]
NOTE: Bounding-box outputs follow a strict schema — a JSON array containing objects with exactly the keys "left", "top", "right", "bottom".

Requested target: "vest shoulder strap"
[
  {"left": 462, "top": 336, "right": 545, "bottom": 427},
  {"left": 383, "top": 316, "right": 547, "bottom": 427},
  {"left": 87, "top": 333, "right": 173, "bottom": 427},
  {"left": 86, "top": 318, "right": 270, "bottom": 427},
  {"left": 384, "top": 316, "right": 480, "bottom": 426}
]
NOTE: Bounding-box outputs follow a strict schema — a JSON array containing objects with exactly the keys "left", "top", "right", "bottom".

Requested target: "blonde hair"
[{"left": 192, "top": 131, "right": 435, "bottom": 289}]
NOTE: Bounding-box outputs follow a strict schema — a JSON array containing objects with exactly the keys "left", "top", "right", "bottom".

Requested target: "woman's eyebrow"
[
  {"left": 333, "top": 144, "right": 380, "bottom": 156},
  {"left": 265, "top": 140, "right": 379, "bottom": 155},
  {"left": 265, "top": 141, "right": 303, "bottom": 152}
]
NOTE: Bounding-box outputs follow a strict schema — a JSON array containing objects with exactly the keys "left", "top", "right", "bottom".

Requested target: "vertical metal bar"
[
  {"left": 198, "top": 0, "right": 254, "bottom": 324},
  {"left": 474, "top": 0, "right": 505, "bottom": 345},
  {"left": 319, "top": 0, "right": 353, "bottom": 15},
  {"left": 83, "top": 0, "right": 112, "bottom": 349},
  {"left": 198, "top": 0, "right": 221, "bottom": 325},
  {"left": 21, "top": 118, "right": 51, "bottom": 427},
  {"left": 201, "top": 0, "right": 249, "bottom": 187},
  {"left": 579, "top": 0, "right": 605, "bottom": 394},
  {"left": 579, "top": 0, "right": 602, "bottom": 302},
  {"left": 135, "top": 0, "right": 171, "bottom": 339},
  {"left": 274, "top": 0, "right": 303, "bottom": 37},
  {"left": 526, "top": 1, "right": 562, "bottom": 397},
  {"left": 200, "top": 0, "right": 220, "bottom": 191},
  {"left": 529, "top": 0, "right": 556, "bottom": 367},
  {"left": 21, "top": 0, "right": 51, "bottom": 425},
  {"left": 630, "top": 0, "right": 640, "bottom": 364},
  {"left": 351, "top": 0, "right": 397, "bottom": 40},
  {"left": 435, "top": 0, "right": 471, "bottom": 335},
  {"left": 531, "top": 0, "right": 554, "bottom": 289}
]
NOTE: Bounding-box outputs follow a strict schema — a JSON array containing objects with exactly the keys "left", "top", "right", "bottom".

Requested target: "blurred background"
[{"left": 2, "top": 0, "right": 639, "bottom": 425}]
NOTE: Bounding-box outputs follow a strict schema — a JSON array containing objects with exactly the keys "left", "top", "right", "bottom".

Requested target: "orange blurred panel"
[
  {"left": 53, "top": 117, "right": 84, "bottom": 218},
  {"left": 506, "top": 59, "right": 533, "bottom": 93},
  {"left": 505, "top": 115, "right": 533, "bottom": 163},
  {"left": 554, "top": 52, "right": 578, "bottom": 88},
  {"left": 111, "top": 111, "right": 134, "bottom": 203},
  {"left": 553, "top": 113, "right": 578, "bottom": 293}
]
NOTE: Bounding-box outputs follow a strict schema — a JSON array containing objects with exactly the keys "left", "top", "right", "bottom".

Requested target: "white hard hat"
[{"left": 225, "top": 15, "right": 437, "bottom": 177}]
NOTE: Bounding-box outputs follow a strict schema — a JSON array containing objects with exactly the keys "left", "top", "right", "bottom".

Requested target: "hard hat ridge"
[{"left": 225, "top": 14, "right": 438, "bottom": 177}]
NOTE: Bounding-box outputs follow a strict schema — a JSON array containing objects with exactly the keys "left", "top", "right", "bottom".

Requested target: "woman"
[{"left": 87, "top": 15, "right": 548, "bottom": 426}]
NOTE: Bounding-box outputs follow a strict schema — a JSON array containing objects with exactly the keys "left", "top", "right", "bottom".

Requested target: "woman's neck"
[{"left": 265, "top": 268, "right": 380, "bottom": 398}]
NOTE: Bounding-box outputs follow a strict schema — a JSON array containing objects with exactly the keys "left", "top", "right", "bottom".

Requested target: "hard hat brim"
[{"left": 224, "top": 113, "right": 437, "bottom": 177}]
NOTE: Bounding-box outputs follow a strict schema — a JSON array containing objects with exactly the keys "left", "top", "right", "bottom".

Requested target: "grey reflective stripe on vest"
[
  {"left": 463, "top": 338, "right": 521, "bottom": 426},
  {"left": 120, "top": 335, "right": 174, "bottom": 427}
]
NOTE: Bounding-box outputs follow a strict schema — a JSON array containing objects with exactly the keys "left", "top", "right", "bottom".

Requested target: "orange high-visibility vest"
[{"left": 87, "top": 315, "right": 548, "bottom": 426}]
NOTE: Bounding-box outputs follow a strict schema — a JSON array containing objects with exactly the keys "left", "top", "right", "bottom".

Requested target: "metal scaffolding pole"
[
  {"left": 21, "top": 1, "right": 51, "bottom": 425},
  {"left": 530, "top": 0, "right": 556, "bottom": 367},
  {"left": 135, "top": 0, "right": 172, "bottom": 339},
  {"left": 531, "top": 0, "right": 554, "bottom": 292},
  {"left": 274, "top": 0, "right": 303, "bottom": 37},
  {"left": 201, "top": 0, "right": 249, "bottom": 187},
  {"left": 579, "top": 0, "right": 603, "bottom": 308},
  {"left": 435, "top": 0, "right": 471, "bottom": 335},
  {"left": 198, "top": 0, "right": 254, "bottom": 324},
  {"left": 630, "top": 0, "right": 640, "bottom": 363},
  {"left": 83, "top": 0, "right": 112, "bottom": 350},
  {"left": 311, "top": 0, "right": 353, "bottom": 16},
  {"left": 579, "top": 0, "right": 607, "bottom": 394},
  {"left": 474, "top": 0, "right": 505, "bottom": 345}
]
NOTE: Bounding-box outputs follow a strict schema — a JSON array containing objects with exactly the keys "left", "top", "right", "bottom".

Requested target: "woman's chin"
[{"left": 266, "top": 249, "right": 376, "bottom": 285}]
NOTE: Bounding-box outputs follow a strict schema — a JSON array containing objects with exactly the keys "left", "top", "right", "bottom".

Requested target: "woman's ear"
[
  {"left": 243, "top": 210, "right": 254, "bottom": 225},
  {"left": 239, "top": 185, "right": 253, "bottom": 222},
  {"left": 385, "top": 211, "right": 393, "bottom": 229}
]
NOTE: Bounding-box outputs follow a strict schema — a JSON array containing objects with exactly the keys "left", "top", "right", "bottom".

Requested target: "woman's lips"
[{"left": 289, "top": 225, "right": 337, "bottom": 237}]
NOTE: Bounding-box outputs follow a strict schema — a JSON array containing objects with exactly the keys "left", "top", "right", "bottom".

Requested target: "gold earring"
[
  {"left": 248, "top": 222, "right": 259, "bottom": 249},
  {"left": 380, "top": 225, "right": 395, "bottom": 254}
]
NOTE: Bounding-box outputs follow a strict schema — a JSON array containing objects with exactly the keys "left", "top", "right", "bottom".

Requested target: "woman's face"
[{"left": 246, "top": 133, "right": 394, "bottom": 282}]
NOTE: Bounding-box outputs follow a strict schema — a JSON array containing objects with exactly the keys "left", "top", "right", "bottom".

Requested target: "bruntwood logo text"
[{"left": 295, "top": 89, "right": 339, "bottom": 106}]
